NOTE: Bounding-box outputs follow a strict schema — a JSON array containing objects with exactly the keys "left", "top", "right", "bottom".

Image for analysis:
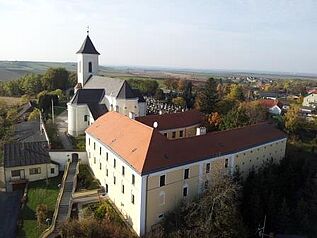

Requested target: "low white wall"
[{"left": 49, "top": 151, "right": 88, "bottom": 171}]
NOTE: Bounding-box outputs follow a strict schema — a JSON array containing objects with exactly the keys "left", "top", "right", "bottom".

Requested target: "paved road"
[
  {"left": 48, "top": 159, "right": 78, "bottom": 238},
  {"left": 55, "top": 110, "right": 73, "bottom": 150}
]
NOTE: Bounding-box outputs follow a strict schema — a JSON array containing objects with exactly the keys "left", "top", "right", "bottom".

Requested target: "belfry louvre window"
[
  {"left": 88, "top": 62, "right": 92, "bottom": 73},
  {"left": 160, "top": 175, "right": 165, "bottom": 187}
]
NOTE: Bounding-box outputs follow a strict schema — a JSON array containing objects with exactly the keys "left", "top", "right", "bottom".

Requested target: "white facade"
[
  {"left": 67, "top": 103, "right": 94, "bottom": 136},
  {"left": 77, "top": 53, "right": 99, "bottom": 86},
  {"left": 268, "top": 105, "right": 282, "bottom": 115},
  {"left": 303, "top": 93, "right": 317, "bottom": 108},
  {"left": 86, "top": 134, "right": 144, "bottom": 235},
  {"left": 86, "top": 128, "right": 287, "bottom": 236}
]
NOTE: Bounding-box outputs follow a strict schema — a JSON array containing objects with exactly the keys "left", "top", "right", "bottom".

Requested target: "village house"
[
  {"left": 85, "top": 111, "right": 287, "bottom": 236},
  {"left": 3, "top": 142, "right": 59, "bottom": 191},
  {"left": 258, "top": 99, "right": 283, "bottom": 115},
  {"left": 302, "top": 89, "right": 317, "bottom": 108}
]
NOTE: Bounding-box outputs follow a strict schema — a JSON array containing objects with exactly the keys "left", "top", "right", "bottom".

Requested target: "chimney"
[
  {"left": 196, "top": 127, "right": 207, "bottom": 136},
  {"left": 129, "top": 112, "right": 135, "bottom": 120}
]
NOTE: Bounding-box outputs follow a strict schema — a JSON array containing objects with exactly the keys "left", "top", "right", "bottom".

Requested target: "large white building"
[
  {"left": 67, "top": 33, "right": 146, "bottom": 136},
  {"left": 85, "top": 111, "right": 287, "bottom": 236}
]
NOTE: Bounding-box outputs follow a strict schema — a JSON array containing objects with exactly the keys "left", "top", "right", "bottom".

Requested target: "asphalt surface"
[
  {"left": 0, "top": 191, "right": 22, "bottom": 238},
  {"left": 55, "top": 110, "right": 73, "bottom": 150}
]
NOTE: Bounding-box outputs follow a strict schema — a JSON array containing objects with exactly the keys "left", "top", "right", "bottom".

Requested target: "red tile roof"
[
  {"left": 136, "top": 110, "right": 203, "bottom": 131},
  {"left": 86, "top": 112, "right": 287, "bottom": 175},
  {"left": 258, "top": 99, "right": 279, "bottom": 108}
]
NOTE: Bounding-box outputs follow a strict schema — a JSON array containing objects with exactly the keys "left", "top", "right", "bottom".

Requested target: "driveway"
[{"left": 55, "top": 110, "right": 73, "bottom": 150}]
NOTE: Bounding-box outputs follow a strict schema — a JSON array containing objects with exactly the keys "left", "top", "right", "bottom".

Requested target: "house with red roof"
[
  {"left": 85, "top": 111, "right": 287, "bottom": 236},
  {"left": 258, "top": 99, "right": 283, "bottom": 115}
]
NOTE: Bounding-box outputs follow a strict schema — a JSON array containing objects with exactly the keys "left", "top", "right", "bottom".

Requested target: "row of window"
[
  {"left": 163, "top": 130, "right": 184, "bottom": 139},
  {"left": 89, "top": 140, "right": 136, "bottom": 186},
  {"left": 11, "top": 167, "right": 55, "bottom": 177},
  {"left": 104, "top": 179, "right": 136, "bottom": 204},
  {"left": 158, "top": 160, "right": 228, "bottom": 187}
]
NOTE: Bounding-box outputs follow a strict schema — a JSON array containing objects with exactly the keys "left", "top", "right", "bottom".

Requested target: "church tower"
[{"left": 76, "top": 31, "right": 100, "bottom": 86}]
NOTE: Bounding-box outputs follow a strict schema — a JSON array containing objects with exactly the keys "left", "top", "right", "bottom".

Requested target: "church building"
[{"left": 67, "top": 33, "right": 146, "bottom": 136}]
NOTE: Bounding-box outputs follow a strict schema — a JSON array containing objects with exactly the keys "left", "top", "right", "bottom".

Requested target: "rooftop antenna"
[{"left": 87, "top": 25, "right": 89, "bottom": 35}]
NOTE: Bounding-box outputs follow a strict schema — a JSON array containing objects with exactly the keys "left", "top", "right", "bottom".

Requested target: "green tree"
[
  {"left": 195, "top": 78, "right": 219, "bottom": 114},
  {"left": 28, "top": 108, "right": 41, "bottom": 121},
  {"left": 42, "top": 67, "right": 69, "bottom": 91},
  {"left": 172, "top": 96, "right": 186, "bottom": 107},
  {"left": 227, "top": 84, "right": 244, "bottom": 101},
  {"left": 284, "top": 104, "right": 301, "bottom": 134},
  {"left": 21, "top": 73, "right": 43, "bottom": 95}
]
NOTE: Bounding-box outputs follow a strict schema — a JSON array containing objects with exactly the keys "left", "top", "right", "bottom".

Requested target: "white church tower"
[{"left": 76, "top": 30, "right": 100, "bottom": 86}]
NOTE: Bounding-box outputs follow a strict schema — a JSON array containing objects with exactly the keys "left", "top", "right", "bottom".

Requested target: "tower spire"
[{"left": 87, "top": 25, "right": 89, "bottom": 35}]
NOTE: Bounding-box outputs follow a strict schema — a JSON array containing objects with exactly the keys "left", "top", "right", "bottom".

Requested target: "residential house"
[
  {"left": 302, "top": 90, "right": 317, "bottom": 108},
  {"left": 3, "top": 142, "right": 59, "bottom": 191},
  {"left": 258, "top": 99, "right": 282, "bottom": 115}
]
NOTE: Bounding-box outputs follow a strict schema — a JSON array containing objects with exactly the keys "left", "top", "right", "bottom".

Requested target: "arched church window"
[{"left": 88, "top": 62, "right": 92, "bottom": 73}]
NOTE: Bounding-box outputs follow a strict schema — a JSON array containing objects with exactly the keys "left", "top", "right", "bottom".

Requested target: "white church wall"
[
  {"left": 117, "top": 98, "right": 140, "bottom": 116},
  {"left": 139, "top": 102, "right": 146, "bottom": 116},
  {"left": 77, "top": 53, "right": 99, "bottom": 86},
  {"left": 67, "top": 103, "right": 90, "bottom": 136}
]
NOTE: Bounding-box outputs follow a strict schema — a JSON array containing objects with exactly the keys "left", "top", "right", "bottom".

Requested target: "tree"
[
  {"left": 206, "top": 112, "right": 222, "bottom": 131},
  {"left": 172, "top": 97, "right": 186, "bottom": 108},
  {"left": 37, "top": 91, "right": 59, "bottom": 117},
  {"left": 284, "top": 104, "right": 301, "bottom": 134},
  {"left": 42, "top": 67, "right": 69, "bottom": 91},
  {"left": 21, "top": 74, "right": 43, "bottom": 95},
  {"left": 154, "top": 88, "right": 165, "bottom": 100},
  {"left": 226, "top": 84, "right": 244, "bottom": 101},
  {"left": 36, "top": 204, "right": 48, "bottom": 225},
  {"left": 3, "top": 80, "right": 23, "bottom": 96},
  {"left": 195, "top": 78, "right": 219, "bottom": 114},
  {"left": 28, "top": 108, "right": 41, "bottom": 121},
  {"left": 164, "top": 78, "right": 178, "bottom": 91},
  {"left": 162, "top": 174, "right": 247, "bottom": 238},
  {"left": 183, "top": 80, "right": 194, "bottom": 109}
]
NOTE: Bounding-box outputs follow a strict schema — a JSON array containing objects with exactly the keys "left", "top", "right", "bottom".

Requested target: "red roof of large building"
[
  {"left": 136, "top": 110, "right": 203, "bottom": 131},
  {"left": 86, "top": 112, "right": 287, "bottom": 175}
]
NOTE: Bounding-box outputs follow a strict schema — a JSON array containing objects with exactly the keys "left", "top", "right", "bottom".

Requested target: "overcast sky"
[{"left": 0, "top": 0, "right": 316, "bottom": 74}]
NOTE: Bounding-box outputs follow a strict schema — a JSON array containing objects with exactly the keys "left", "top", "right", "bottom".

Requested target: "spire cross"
[{"left": 87, "top": 26, "right": 89, "bottom": 35}]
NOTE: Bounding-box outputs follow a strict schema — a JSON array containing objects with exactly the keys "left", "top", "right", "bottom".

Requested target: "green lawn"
[
  {"left": 17, "top": 175, "right": 62, "bottom": 238},
  {"left": 76, "top": 164, "right": 100, "bottom": 191}
]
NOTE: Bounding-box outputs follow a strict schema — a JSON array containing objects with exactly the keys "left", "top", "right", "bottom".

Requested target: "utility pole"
[
  {"left": 51, "top": 98, "right": 55, "bottom": 123},
  {"left": 261, "top": 215, "right": 266, "bottom": 238}
]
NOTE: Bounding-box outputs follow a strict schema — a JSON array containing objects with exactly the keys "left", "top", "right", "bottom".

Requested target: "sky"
[{"left": 0, "top": 0, "right": 317, "bottom": 74}]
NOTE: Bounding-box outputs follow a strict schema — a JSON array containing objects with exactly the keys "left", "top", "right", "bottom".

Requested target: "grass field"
[
  {"left": 0, "top": 96, "right": 23, "bottom": 106},
  {"left": 17, "top": 175, "right": 62, "bottom": 238}
]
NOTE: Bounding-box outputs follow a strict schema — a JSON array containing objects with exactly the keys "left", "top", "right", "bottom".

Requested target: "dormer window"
[{"left": 88, "top": 62, "right": 92, "bottom": 73}]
